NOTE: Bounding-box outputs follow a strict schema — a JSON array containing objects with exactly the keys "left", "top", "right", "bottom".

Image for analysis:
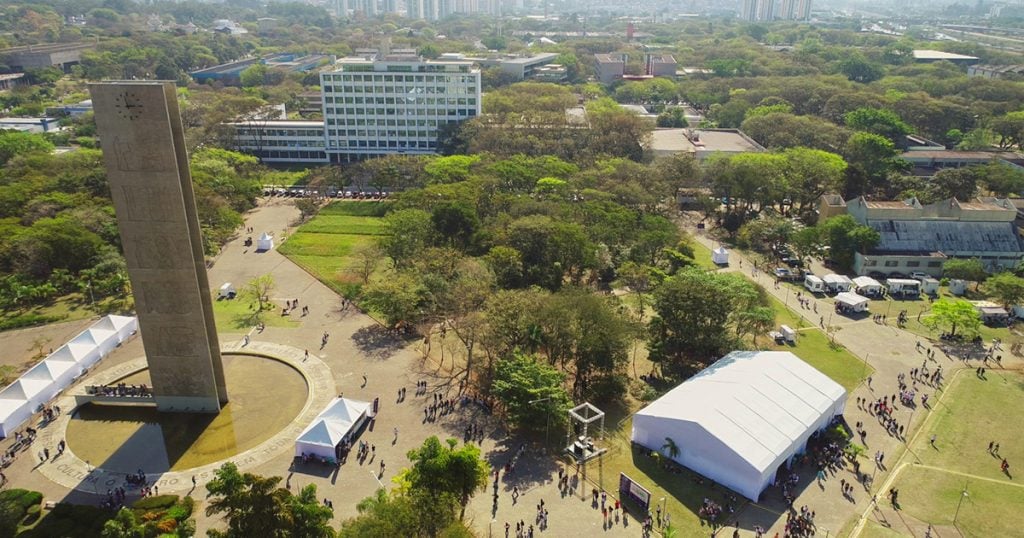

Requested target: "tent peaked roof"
[
  {"left": 297, "top": 420, "right": 343, "bottom": 448},
  {"left": 636, "top": 351, "right": 846, "bottom": 473},
  {"left": 259, "top": 232, "right": 273, "bottom": 240},
  {"left": 22, "top": 363, "right": 55, "bottom": 381},
  {"left": 8, "top": 378, "right": 49, "bottom": 399},
  {"left": 87, "top": 326, "right": 116, "bottom": 342},
  {"left": 106, "top": 315, "right": 136, "bottom": 332},
  {"left": 47, "top": 346, "right": 77, "bottom": 363},
  {"left": 40, "top": 357, "right": 75, "bottom": 377},
  {"left": 0, "top": 381, "right": 27, "bottom": 400},
  {"left": 296, "top": 398, "right": 370, "bottom": 449}
]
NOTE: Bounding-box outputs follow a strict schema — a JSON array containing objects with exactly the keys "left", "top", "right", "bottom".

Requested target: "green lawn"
[
  {"left": 689, "top": 240, "right": 719, "bottom": 270},
  {"left": 859, "top": 520, "right": 908, "bottom": 538},
  {"left": 891, "top": 465, "right": 1024, "bottom": 538},
  {"left": 910, "top": 370, "right": 1024, "bottom": 481},
  {"left": 278, "top": 202, "right": 388, "bottom": 298},
  {"left": 294, "top": 215, "right": 388, "bottom": 236},
  {"left": 318, "top": 200, "right": 391, "bottom": 217},
  {"left": 211, "top": 295, "right": 299, "bottom": 332}
]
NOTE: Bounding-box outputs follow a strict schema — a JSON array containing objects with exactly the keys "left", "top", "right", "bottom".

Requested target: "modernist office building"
[
  {"left": 230, "top": 52, "right": 481, "bottom": 164},
  {"left": 321, "top": 53, "right": 481, "bottom": 161}
]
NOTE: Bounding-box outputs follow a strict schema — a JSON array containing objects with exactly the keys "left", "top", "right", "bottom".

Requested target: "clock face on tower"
[{"left": 114, "top": 91, "right": 143, "bottom": 120}]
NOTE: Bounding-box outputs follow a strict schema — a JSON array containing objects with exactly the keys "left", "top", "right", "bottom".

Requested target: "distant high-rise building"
[{"left": 739, "top": 0, "right": 809, "bottom": 20}]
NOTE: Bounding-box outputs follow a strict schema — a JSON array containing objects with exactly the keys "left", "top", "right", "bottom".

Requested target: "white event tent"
[
  {"left": 835, "top": 292, "right": 870, "bottom": 313},
  {"left": 295, "top": 398, "right": 370, "bottom": 460},
  {"left": 0, "top": 315, "right": 137, "bottom": 437},
  {"left": 852, "top": 276, "right": 883, "bottom": 296},
  {"left": 822, "top": 274, "right": 854, "bottom": 293},
  {"left": 256, "top": 233, "right": 274, "bottom": 252},
  {"left": 631, "top": 351, "right": 846, "bottom": 501}
]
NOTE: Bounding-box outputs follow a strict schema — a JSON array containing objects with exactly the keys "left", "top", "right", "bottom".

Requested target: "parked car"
[
  {"left": 868, "top": 271, "right": 887, "bottom": 280},
  {"left": 783, "top": 257, "right": 804, "bottom": 268},
  {"left": 889, "top": 272, "right": 908, "bottom": 279},
  {"left": 909, "top": 271, "right": 929, "bottom": 281}
]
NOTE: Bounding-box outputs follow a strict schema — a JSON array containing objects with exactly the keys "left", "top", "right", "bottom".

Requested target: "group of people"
[
  {"left": 782, "top": 505, "right": 816, "bottom": 537},
  {"left": 422, "top": 392, "right": 459, "bottom": 423},
  {"left": 88, "top": 383, "right": 151, "bottom": 398},
  {"left": 281, "top": 298, "right": 305, "bottom": 316}
]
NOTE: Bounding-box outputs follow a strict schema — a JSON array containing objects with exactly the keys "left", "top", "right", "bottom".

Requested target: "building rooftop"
[
  {"left": 868, "top": 219, "right": 1022, "bottom": 255},
  {"left": 648, "top": 54, "right": 676, "bottom": 63},
  {"left": 650, "top": 128, "right": 765, "bottom": 158},
  {"left": 595, "top": 54, "right": 624, "bottom": 63},
  {"left": 913, "top": 49, "right": 979, "bottom": 61},
  {"left": 0, "top": 42, "right": 95, "bottom": 55}
]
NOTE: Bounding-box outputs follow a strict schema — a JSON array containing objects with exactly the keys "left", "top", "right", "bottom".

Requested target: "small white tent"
[
  {"left": 631, "top": 351, "right": 846, "bottom": 501},
  {"left": 852, "top": 276, "right": 883, "bottom": 297},
  {"left": 822, "top": 274, "right": 854, "bottom": 293},
  {"left": 295, "top": 398, "right": 370, "bottom": 460},
  {"left": 712, "top": 247, "right": 729, "bottom": 265},
  {"left": 835, "top": 292, "right": 870, "bottom": 313},
  {"left": 256, "top": 233, "right": 274, "bottom": 252}
]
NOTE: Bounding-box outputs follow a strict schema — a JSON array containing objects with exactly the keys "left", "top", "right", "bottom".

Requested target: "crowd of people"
[{"left": 87, "top": 383, "right": 151, "bottom": 398}]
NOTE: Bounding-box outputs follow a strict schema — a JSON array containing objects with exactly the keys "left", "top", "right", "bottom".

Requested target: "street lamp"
[{"left": 953, "top": 483, "right": 969, "bottom": 527}]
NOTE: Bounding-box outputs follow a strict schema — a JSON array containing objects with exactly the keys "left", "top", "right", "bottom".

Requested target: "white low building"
[
  {"left": 631, "top": 351, "right": 846, "bottom": 501},
  {"left": 822, "top": 274, "right": 854, "bottom": 293}
]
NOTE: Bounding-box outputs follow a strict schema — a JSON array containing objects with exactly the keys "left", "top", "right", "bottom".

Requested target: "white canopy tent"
[
  {"left": 835, "top": 292, "right": 870, "bottom": 313},
  {"left": 852, "top": 276, "right": 883, "bottom": 296},
  {"left": 631, "top": 351, "right": 846, "bottom": 501},
  {"left": 822, "top": 274, "right": 854, "bottom": 292},
  {"left": 256, "top": 233, "right": 274, "bottom": 252},
  {"left": 712, "top": 247, "right": 729, "bottom": 265},
  {"left": 295, "top": 398, "right": 370, "bottom": 460},
  {"left": 0, "top": 315, "right": 137, "bottom": 437}
]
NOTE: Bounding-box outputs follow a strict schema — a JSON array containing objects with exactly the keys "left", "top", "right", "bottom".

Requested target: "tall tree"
[
  {"left": 984, "top": 272, "right": 1024, "bottom": 308},
  {"left": 403, "top": 436, "right": 490, "bottom": 520},
  {"left": 922, "top": 299, "right": 982, "bottom": 338},
  {"left": 818, "top": 215, "right": 880, "bottom": 271},
  {"left": 205, "top": 463, "right": 292, "bottom": 538},
  {"left": 491, "top": 353, "right": 571, "bottom": 433}
]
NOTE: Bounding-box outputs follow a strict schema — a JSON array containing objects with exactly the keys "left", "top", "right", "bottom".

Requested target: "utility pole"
[{"left": 953, "top": 481, "right": 969, "bottom": 528}]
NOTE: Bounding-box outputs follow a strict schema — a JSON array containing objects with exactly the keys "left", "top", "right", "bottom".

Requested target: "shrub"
[
  {"left": 131, "top": 495, "right": 178, "bottom": 512},
  {"left": 22, "top": 503, "right": 41, "bottom": 525},
  {"left": 0, "top": 314, "right": 66, "bottom": 331},
  {"left": 165, "top": 496, "right": 193, "bottom": 521}
]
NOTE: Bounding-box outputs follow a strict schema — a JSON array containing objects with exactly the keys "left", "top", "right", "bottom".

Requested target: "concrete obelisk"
[{"left": 89, "top": 81, "right": 227, "bottom": 412}]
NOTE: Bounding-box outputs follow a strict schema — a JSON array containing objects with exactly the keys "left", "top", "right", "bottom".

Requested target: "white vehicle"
[
  {"left": 804, "top": 274, "right": 825, "bottom": 293},
  {"left": 218, "top": 283, "right": 236, "bottom": 299},
  {"left": 909, "top": 271, "right": 930, "bottom": 281}
]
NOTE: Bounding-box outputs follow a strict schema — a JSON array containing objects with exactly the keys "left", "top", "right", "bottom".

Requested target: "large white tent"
[
  {"left": 631, "top": 351, "right": 846, "bottom": 501},
  {"left": 295, "top": 398, "right": 370, "bottom": 460},
  {"left": 0, "top": 315, "right": 137, "bottom": 437},
  {"left": 712, "top": 247, "right": 729, "bottom": 265}
]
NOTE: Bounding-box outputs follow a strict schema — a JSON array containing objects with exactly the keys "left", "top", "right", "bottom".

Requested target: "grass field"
[
  {"left": 211, "top": 296, "right": 299, "bottom": 332},
  {"left": 890, "top": 465, "right": 1024, "bottom": 538},
  {"left": 278, "top": 201, "right": 389, "bottom": 297},
  {"left": 758, "top": 288, "right": 872, "bottom": 393},
  {"left": 910, "top": 370, "right": 1024, "bottom": 480}
]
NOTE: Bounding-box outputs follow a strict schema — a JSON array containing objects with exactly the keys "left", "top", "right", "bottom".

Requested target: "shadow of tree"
[{"left": 351, "top": 325, "right": 410, "bottom": 360}]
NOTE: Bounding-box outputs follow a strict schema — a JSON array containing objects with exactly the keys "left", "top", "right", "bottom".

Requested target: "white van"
[{"left": 804, "top": 274, "right": 825, "bottom": 293}]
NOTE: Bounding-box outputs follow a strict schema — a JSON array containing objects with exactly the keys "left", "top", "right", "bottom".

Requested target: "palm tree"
[{"left": 661, "top": 437, "right": 680, "bottom": 460}]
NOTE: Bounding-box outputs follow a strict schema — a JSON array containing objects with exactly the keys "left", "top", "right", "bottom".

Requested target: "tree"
[
  {"left": 430, "top": 202, "right": 479, "bottom": 249},
  {"left": 339, "top": 489, "right": 471, "bottom": 537},
  {"left": 844, "top": 132, "right": 906, "bottom": 196},
  {"left": 243, "top": 274, "right": 274, "bottom": 316},
  {"left": 741, "top": 113, "right": 852, "bottom": 153},
  {"left": 648, "top": 268, "right": 766, "bottom": 370},
  {"left": 287, "top": 484, "right": 336, "bottom": 538},
  {"left": 379, "top": 209, "right": 433, "bottom": 269},
  {"left": 360, "top": 270, "right": 429, "bottom": 328},
  {"left": 979, "top": 161, "right": 1024, "bottom": 197},
  {"left": 205, "top": 463, "right": 291, "bottom": 538},
  {"left": 491, "top": 353, "right": 571, "bottom": 432},
  {"left": 943, "top": 258, "right": 988, "bottom": 285},
  {"left": 484, "top": 246, "right": 524, "bottom": 289},
  {"left": 0, "top": 131, "right": 54, "bottom": 165},
  {"left": 239, "top": 63, "right": 268, "bottom": 88},
  {"left": 837, "top": 53, "right": 885, "bottom": 83},
  {"left": 346, "top": 243, "right": 384, "bottom": 285},
  {"left": 843, "top": 107, "right": 912, "bottom": 143},
  {"left": 922, "top": 298, "right": 982, "bottom": 338},
  {"left": 819, "top": 215, "right": 880, "bottom": 271},
  {"left": 404, "top": 436, "right": 491, "bottom": 520},
  {"left": 984, "top": 272, "right": 1024, "bottom": 308},
  {"left": 736, "top": 306, "right": 776, "bottom": 347},
  {"left": 661, "top": 437, "right": 680, "bottom": 460},
  {"left": 295, "top": 198, "right": 320, "bottom": 222},
  {"left": 928, "top": 167, "right": 979, "bottom": 202}
]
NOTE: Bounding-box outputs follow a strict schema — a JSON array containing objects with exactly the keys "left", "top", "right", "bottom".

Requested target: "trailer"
[{"left": 804, "top": 274, "right": 825, "bottom": 293}]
